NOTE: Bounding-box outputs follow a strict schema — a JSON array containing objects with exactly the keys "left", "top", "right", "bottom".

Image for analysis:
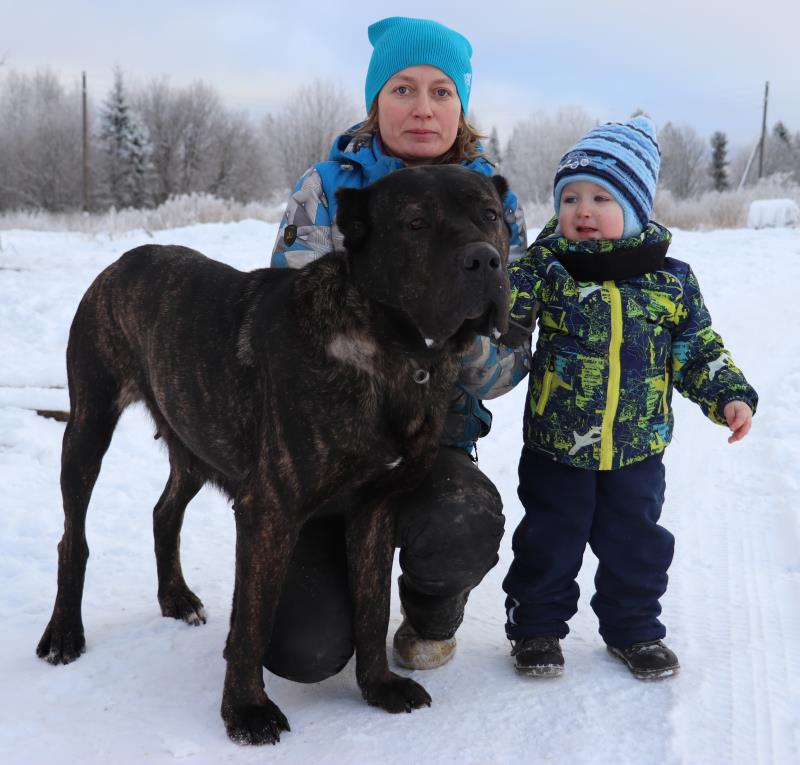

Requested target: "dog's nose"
[{"left": 462, "top": 243, "right": 501, "bottom": 273}]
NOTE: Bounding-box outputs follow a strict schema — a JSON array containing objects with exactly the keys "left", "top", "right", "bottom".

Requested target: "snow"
[
  {"left": 1, "top": 221, "right": 799, "bottom": 765},
  {"left": 747, "top": 199, "right": 800, "bottom": 229}
]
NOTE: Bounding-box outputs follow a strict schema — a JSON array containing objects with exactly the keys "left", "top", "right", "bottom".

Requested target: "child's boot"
[
  {"left": 511, "top": 636, "right": 564, "bottom": 677},
  {"left": 607, "top": 639, "right": 679, "bottom": 680}
]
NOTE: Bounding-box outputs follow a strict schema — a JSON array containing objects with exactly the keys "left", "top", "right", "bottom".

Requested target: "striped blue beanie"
[
  {"left": 553, "top": 116, "right": 661, "bottom": 238},
  {"left": 365, "top": 17, "right": 473, "bottom": 113}
]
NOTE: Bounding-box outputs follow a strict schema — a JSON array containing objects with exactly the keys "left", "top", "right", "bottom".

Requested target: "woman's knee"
[{"left": 397, "top": 448, "right": 505, "bottom": 593}]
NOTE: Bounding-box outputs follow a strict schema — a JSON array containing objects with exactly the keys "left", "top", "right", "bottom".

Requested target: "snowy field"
[{"left": 1, "top": 220, "right": 798, "bottom": 765}]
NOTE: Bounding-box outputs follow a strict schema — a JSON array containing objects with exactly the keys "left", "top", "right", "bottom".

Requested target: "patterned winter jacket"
[
  {"left": 271, "top": 128, "right": 528, "bottom": 450},
  {"left": 506, "top": 219, "right": 758, "bottom": 471}
]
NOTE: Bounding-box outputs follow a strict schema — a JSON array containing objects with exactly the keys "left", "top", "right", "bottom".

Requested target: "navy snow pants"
[{"left": 503, "top": 447, "right": 674, "bottom": 648}]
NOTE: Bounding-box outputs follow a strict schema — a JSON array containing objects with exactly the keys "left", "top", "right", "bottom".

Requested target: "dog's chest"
[{"left": 323, "top": 334, "right": 454, "bottom": 463}]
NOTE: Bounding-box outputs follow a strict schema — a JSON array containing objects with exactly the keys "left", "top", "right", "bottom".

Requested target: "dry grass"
[{"left": 0, "top": 192, "right": 288, "bottom": 234}]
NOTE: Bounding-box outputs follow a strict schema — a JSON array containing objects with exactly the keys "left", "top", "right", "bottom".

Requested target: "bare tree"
[
  {"left": 264, "top": 80, "right": 360, "bottom": 190},
  {"left": 761, "top": 122, "right": 800, "bottom": 184},
  {"left": 134, "top": 78, "right": 192, "bottom": 203},
  {"left": 502, "top": 106, "right": 597, "bottom": 204},
  {"left": 659, "top": 122, "right": 709, "bottom": 199},
  {"left": 134, "top": 78, "right": 273, "bottom": 204},
  {"left": 0, "top": 69, "right": 83, "bottom": 210},
  {"left": 207, "top": 109, "right": 274, "bottom": 201},
  {"left": 176, "top": 82, "right": 222, "bottom": 192}
]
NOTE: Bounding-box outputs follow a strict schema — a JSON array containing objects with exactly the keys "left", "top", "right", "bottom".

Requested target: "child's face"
[{"left": 559, "top": 181, "right": 624, "bottom": 240}]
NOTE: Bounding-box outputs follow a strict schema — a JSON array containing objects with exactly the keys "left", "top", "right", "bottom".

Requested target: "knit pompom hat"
[
  {"left": 553, "top": 116, "right": 661, "bottom": 238},
  {"left": 364, "top": 17, "right": 473, "bottom": 113}
]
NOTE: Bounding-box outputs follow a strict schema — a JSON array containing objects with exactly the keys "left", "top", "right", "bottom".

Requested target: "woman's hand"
[{"left": 723, "top": 400, "right": 753, "bottom": 443}]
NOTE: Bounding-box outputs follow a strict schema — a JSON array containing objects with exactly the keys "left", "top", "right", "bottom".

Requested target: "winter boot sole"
[{"left": 514, "top": 663, "right": 564, "bottom": 678}]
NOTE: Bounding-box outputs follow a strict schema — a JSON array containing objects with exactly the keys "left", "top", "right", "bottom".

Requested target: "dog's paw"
[
  {"left": 36, "top": 622, "right": 86, "bottom": 665},
  {"left": 158, "top": 588, "right": 207, "bottom": 626},
  {"left": 221, "top": 699, "right": 290, "bottom": 745},
  {"left": 362, "top": 674, "right": 432, "bottom": 713}
]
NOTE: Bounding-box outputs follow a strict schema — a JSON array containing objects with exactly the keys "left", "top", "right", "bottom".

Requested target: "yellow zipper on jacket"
[{"left": 600, "top": 280, "right": 622, "bottom": 470}]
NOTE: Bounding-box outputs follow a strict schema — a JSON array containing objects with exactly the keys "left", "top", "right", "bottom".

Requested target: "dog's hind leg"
[
  {"left": 37, "top": 369, "right": 122, "bottom": 665},
  {"left": 153, "top": 446, "right": 207, "bottom": 625}
]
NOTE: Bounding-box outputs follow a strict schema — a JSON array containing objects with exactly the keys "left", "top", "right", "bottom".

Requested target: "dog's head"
[{"left": 336, "top": 165, "right": 511, "bottom": 349}]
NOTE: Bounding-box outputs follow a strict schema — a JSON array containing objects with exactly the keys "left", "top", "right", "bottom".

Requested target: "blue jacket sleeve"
[
  {"left": 503, "top": 188, "right": 528, "bottom": 262},
  {"left": 457, "top": 335, "right": 531, "bottom": 399},
  {"left": 271, "top": 167, "right": 336, "bottom": 269}
]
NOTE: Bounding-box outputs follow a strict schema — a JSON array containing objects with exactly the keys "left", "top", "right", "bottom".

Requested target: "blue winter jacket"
[{"left": 271, "top": 129, "right": 528, "bottom": 449}]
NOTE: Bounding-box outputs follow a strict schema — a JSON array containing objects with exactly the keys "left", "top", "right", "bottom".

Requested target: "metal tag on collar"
[{"left": 413, "top": 369, "right": 430, "bottom": 385}]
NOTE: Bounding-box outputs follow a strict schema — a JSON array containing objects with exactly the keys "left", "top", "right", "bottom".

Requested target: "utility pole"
[
  {"left": 758, "top": 80, "right": 769, "bottom": 179},
  {"left": 82, "top": 71, "right": 89, "bottom": 211}
]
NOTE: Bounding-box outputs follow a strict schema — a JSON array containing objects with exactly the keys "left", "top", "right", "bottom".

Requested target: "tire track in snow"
[{"left": 666, "top": 395, "right": 799, "bottom": 763}]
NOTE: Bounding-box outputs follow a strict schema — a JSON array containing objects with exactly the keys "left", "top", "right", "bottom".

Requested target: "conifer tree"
[
  {"left": 487, "top": 126, "right": 502, "bottom": 166},
  {"left": 710, "top": 131, "right": 729, "bottom": 192},
  {"left": 98, "top": 68, "right": 153, "bottom": 208}
]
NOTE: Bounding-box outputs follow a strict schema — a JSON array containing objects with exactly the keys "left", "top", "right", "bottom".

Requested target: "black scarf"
[
  {"left": 555, "top": 239, "right": 669, "bottom": 282},
  {"left": 532, "top": 219, "right": 672, "bottom": 282}
]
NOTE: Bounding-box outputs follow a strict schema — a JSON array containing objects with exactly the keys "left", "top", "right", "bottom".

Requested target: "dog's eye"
[
  {"left": 408, "top": 218, "right": 429, "bottom": 230},
  {"left": 484, "top": 210, "right": 498, "bottom": 222}
]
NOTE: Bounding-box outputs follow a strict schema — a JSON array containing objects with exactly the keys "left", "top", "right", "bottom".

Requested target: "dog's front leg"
[
  {"left": 345, "top": 501, "right": 432, "bottom": 713},
  {"left": 221, "top": 490, "right": 296, "bottom": 745}
]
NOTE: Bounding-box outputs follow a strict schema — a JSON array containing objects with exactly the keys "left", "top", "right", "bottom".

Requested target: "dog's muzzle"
[{"left": 459, "top": 242, "right": 509, "bottom": 335}]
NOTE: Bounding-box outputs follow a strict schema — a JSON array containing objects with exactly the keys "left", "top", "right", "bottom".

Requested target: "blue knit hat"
[
  {"left": 365, "top": 17, "right": 473, "bottom": 113},
  {"left": 553, "top": 116, "right": 661, "bottom": 238}
]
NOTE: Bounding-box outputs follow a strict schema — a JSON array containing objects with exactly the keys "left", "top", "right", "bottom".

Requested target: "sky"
[{"left": 3, "top": 0, "right": 799, "bottom": 150}]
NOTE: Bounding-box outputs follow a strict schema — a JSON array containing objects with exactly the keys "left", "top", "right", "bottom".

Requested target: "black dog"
[{"left": 36, "top": 164, "right": 511, "bottom": 744}]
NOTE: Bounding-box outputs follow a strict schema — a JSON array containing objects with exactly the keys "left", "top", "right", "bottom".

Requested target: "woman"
[{"left": 267, "top": 16, "right": 528, "bottom": 681}]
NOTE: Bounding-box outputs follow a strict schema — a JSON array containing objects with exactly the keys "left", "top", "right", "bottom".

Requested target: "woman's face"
[{"left": 377, "top": 65, "right": 462, "bottom": 163}]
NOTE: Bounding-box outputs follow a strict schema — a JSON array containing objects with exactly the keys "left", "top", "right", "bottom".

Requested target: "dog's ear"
[
  {"left": 490, "top": 174, "right": 509, "bottom": 202},
  {"left": 336, "top": 187, "right": 371, "bottom": 250}
]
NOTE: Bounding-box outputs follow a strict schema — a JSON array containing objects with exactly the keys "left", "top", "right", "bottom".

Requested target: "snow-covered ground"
[{"left": 1, "top": 221, "right": 798, "bottom": 765}]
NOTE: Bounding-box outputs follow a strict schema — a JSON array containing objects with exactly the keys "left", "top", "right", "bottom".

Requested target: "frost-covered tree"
[
  {"left": 659, "top": 122, "right": 709, "bottom": 199},
  {"left": 486, "top": 126, "right": 502, "bottom": 167},
  {"left": 207, "top": 109, "right": 274, "bottom": 201},
  {"left": 762, "top": 121, "right": 800, "bottom": 184},
  {"left": 134, "top": 77, "right": 273, "bottom": 203},
  {"left": 0, "top": 69, "right": 83, "bottom": 211},
  {"left": 502, "top": 106, "right": 596, "bottom": 204},
  {"left": 97, "top": 69, "right": 153, "bottom": 208},
  {"left": 264, "top": 80, "right": 360, "bottom": 191},
  {"left": 710, "top": 131, "right": 729, "bottom": 191}
]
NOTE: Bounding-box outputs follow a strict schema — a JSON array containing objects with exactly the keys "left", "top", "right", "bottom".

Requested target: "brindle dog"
[{"left": 36, "top": 164, "right": 511, "bottom": 745}]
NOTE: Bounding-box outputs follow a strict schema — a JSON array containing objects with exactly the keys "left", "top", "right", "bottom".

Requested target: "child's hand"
[{"left": 723, "top": 401, "right": 753, "bottom": 443}]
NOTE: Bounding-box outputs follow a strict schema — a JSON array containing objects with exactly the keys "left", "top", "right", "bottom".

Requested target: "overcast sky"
[{"left": 4, "top": 0, "right": 799, "bottom": 150}]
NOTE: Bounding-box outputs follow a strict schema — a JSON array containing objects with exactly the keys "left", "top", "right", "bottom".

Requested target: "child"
[{"left": 501, "top": 116, "right": 757, "bottom": 679}]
